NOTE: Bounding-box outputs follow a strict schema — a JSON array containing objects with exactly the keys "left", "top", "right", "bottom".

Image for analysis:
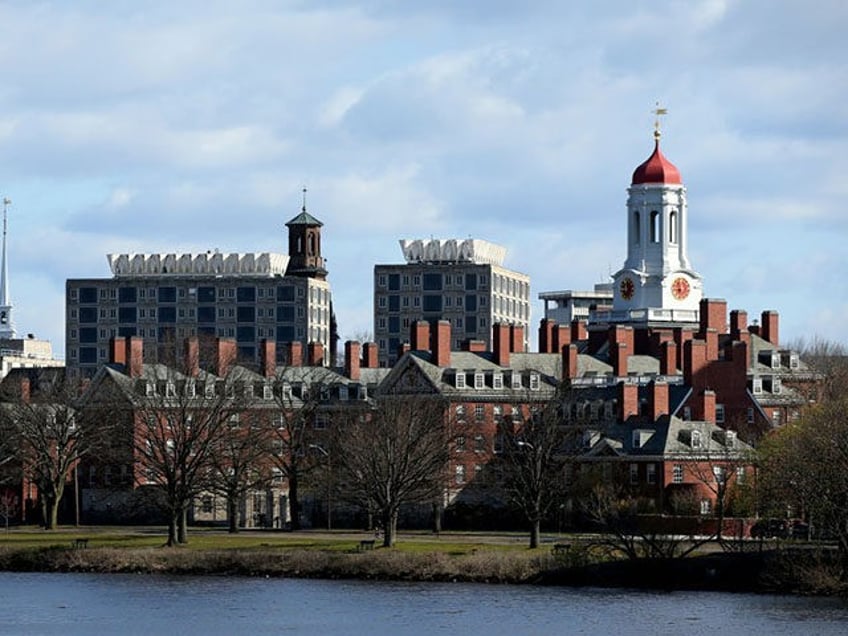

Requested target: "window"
[
  {"left": 650, "top": 210, "right": 659, "bottom": 243},
  {"left": 529, "top": 374, "right": 540, "bottom": 391},
  {"left": 682, "top": 406, "right": 692, "bottom": 421},
  {"left": 772, "top": 410, "right": 782, "bottom": 426},
  {"left": 315, "top": 415, "right": 328, "bottom": 430},
  {"left": 632, "top": 430, "right": 642, "bottom": 449},
  {"left": 455, "top": 373, "right": 466, "bottom": 389},
  {"left": 228, "top": 414, "right": 240, "bottom": 428},
  {"left": 725, "top": 430, "right": 736, "bottom": 448},
  {"left": 736, "top": 466, "right": 746, "bottom": 484},
  {"left": 752, "top": 377, "right": 763, "bottom": 394},
  {"left": 713, "top": 465, "right": 727, "bottom": 485},
  {"left": 474, "top": 373, "right": 484, "bottom": 389},
  {"left": 633, "top": 212, "right": 641, "bottom": 245},
  {"left": 455, "top": 405, "right": 465, "bottom": 422},
  {"left": 201, "top": 496, "right": 213, "bottom": 514},
  {"left": 492, "top": 373, "right": 503, "bottom": 389},
  {"left": 647, "top": 464, "right": 657, "bottom": 485},
  {"left": 511, "top": 373, "right": 522, "bottom": 389},
  {"left": 165, "top": 383, "right": 176, "bottom": 398},
  {"left": 700, "top": 499, "right": 711, "bottom": 515},
  {"left": 474, "top": 434, "right": 485, "bottom": 453},
  {"left": 715, "top": 404, "right": 725, "bottom": 424},
  {"left": 493, "top": 405, "right": 503, "bottom": 417},
  {"left": 669, "top": 210, "right": 678, "bottom": 243},
  {"left": 747, "top": 407, "right": 755, "bottom": 424},
  {"left": 629, "top": 464, "right": 639, "bottom": 485},
  {"left": 691, "top": 430, "right": 702, "bottom": 449},
  {"left": 456, "top": 435, "right": 466, "bottom": 452},
  {"left": 474, "top": 404, "right": 484, "bottom": 420},
  {"left": 672, "top": 464, "right": 683, "bottom": 484},
  {"left": 455, "top": 464, "right": 465, "bottom": 484}
]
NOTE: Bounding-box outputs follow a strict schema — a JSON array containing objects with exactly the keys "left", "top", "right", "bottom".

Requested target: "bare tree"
[
  {"left": 0, "top": 372, "right": 102, "bottom": 530},
  {"left": 333, "top": 394, "right": 450, "bottom": 547},
  {"left": 499, "top": 383, "right": 577, "bottom": 549}
]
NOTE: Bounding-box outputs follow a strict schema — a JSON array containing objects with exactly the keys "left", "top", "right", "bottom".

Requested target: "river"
[{"left": 0, "top": 573, "right": 846, "bottom": 635}]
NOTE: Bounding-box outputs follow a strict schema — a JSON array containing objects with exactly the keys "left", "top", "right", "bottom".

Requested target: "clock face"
[
  {"left": 619, "top": 277, "right": 635, "bottom": 301},
  {"left": 671, "top": 277, "right": 690, "bottom": 300}
]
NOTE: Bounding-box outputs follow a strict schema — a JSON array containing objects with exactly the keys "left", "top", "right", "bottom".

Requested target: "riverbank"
[{"left": 0, "top": 528, "right": 844, "bottom": 596}]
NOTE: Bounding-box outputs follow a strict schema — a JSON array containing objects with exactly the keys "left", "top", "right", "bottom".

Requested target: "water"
[{"left": 0, "top": 573, "right": 846, "bottom": 635}]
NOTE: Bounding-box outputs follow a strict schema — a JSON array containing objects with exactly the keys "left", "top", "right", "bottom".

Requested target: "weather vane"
[
  {"left": 302, "top": 187, "right": 307, "bottom": 212},
  {"left": 652, "top": 102, "right": 668, "bottom": 140}
]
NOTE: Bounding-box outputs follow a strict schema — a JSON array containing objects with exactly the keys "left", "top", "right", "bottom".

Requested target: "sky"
[{"left": 0, "top": 0, "right": 845, "bottom": 357}]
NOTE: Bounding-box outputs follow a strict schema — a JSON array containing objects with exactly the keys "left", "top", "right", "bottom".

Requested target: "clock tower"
[{"left": 609, "top": 110, "right": 703, "bottom": 324}]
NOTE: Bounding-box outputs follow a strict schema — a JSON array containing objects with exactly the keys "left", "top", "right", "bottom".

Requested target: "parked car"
[
  {"left": 790, "top": 521, "right": 810, "bottom": 540},
  {"left": 750, "top": 518, "right": 788, "bottom": 539}
]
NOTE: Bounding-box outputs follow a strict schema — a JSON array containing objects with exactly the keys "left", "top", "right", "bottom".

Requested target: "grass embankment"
[{"left": 0, "top": 527, "right": 844, "bottom": 595}]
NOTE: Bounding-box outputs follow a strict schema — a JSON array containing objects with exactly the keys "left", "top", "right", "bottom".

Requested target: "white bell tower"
[{"left": 611, "top": 107, "right": 702, "bottom": 322}]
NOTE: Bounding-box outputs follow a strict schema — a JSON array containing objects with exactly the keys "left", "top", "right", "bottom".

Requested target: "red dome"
[{"left": 631, "top": 139, "right": 681, "bottom": 185}]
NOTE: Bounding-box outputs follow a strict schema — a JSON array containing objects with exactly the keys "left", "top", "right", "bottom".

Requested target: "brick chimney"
[
  {"left": 286, "top": 342, "right": 303, "bottom": 367},
  {"left": 398, "top": 342, "right": 411, "bottom": 358},
  {"left": 612, "top": 342, "right": 629, "bottom": 377},
  {"left": 699, "top": 298, "right": 728, "bottom": 336},
  {"left": 362, "top": 342, "right": 379, "bottom": 368},
  {"left": 650, "top": 381, "right": 669, "bottom": 420},
  {"left": 184, "top": 336, "right": 200, "bottom": 377},
  {"left": 431, "top": 320, "right": 451, "bottom": 367},
  {"left": 125, "top": 336, "right": 144, "bottom": 379},
  {"left": 761, "top": 310, "right": 779, "bottom": 346},
  {"left": 510, "top": 324, "right": 525, "bottom": 353},
  {"left": 538, "top": 319, "right": 554, "bottom": 353},
  {"left": 19, "top": 376, "right": 31, "bottom": 404},
  {"left": 463, "top": 339, "right": 486, "bottom": 353},
  {"left": 412, "top": 320, "right": 430, "bottom": 352},
  {"left": 683, "top": 339, "right": 708, "bottom": 390},
  {"left": 695, "top": 389, "right": 716, "bottom": 424},
  {"left": 660, "top": 341, "right": 677, "bottom": 376},
  {"left": 110, "top": 337, "right": 126, "bottom": 365},
  {"left": 704, "top": 328, "right": 719, "bottom": 362},
  {"left": 344, "top": 341, "right": 361, "bottom": 381},
  {"left": 571, "top": 319, "right": 588, "bottom": 342},
  {"left": 492, "top": 323, "right": 511, "bottom": 367},
  {"left": 619, "top": 381, "right": 639, "bottom": 421},
  {"left": 307, "top": 342, "right": 324, "bottom": 367},
  {"left": 730, "top": 310, "right": 748, "bottom": 339},
  {"left": 260, "top": 339, "right": 276, "bottom": 378},
  {"left": 216, "top": 338, "right": 237, "bottom": 377},
  {"left": 553, "top": 324, "right": 571, "bottom": 353},
  {"left": 562, "top": 344, "right": 578, "bottom": 381},
  {"left": 674, "top": 328, "right": 693, "bottom": 374}
]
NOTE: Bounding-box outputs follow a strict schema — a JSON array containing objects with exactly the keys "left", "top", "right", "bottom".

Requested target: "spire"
[{"left": 0, "top": 197, "right": 16, "bottom": 338}]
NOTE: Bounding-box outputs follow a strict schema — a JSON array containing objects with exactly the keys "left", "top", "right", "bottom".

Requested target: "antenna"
[{"left": 302, "top": 187, "right": 308, "bottom": 212}]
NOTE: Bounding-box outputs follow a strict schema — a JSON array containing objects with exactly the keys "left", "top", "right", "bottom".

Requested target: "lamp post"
[{"left": 309, "top": 444, "right": 332, "bottom": 530}]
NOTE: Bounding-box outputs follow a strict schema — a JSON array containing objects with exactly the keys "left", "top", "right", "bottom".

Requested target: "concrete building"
[
  {"left": 374, "top": 238, "right": 530, "bottom": 366},
  {"left": 66, "top": 203, "right": 336, "bottom": 376},
  {"left": 539, "top": 283, "right": 614, "bottom": 326}
]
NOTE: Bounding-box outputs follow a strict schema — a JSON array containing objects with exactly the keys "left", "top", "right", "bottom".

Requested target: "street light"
[{"left": 309, "top": 444, "right": 332, "bottom": 531}]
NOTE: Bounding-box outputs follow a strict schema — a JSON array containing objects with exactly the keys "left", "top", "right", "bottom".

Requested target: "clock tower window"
[{"left": 650, "top": 211, "right": 660, "bottom": 243}]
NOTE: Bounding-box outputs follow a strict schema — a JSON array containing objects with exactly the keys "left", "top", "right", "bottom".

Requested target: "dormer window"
[
  {"left": 752, "top": 377, "right": 763, "bottom": 394},
  {"left": 492, "top": 373, "right": 503, "bottom": 390},
  {"left": 185, "top": 380, "right": 196, "bottom": 398},
  {"left": 691, "top": 429, "right": 702, "bottom": 449},
  {"left": 455, "top": 373, "right": 466, "bottom": 389},
  {"left": 772, "top": 377, "right": 782, "bottom": 394},
  {"left": 339, "top": 386, "right": 349, "bottom": 401},
  {"left": 145, "top": 382, "right": 155, "bottom": 397},
  {"left": 263, "top": 384, "right": 273, "bottom": 400},
  {"left": 474, "top": 372, "right": 485, "bottom": 390},
  {"left": 790, "top": 353, "right": 799, "bottom": 369},
  {"left": 770, "top": 352, "right": 780, "bottom": 369},
  {"left": 725, "top": 430, "right": 736, "bottom": 448},
  {"left": 244, "top": 383, "right": 254, "bottom": 398},
  {"left": 205, "top": 383, "right": 215, "bottom": 398},
  {"left": 529, "top": 373, "right": 540, "bottom": 391},
  {"left": 511, "top": 373, "right": 522, "bottom": 389},
  {"left": 282, "top": 384, "right": 293, "bottom": 401},
  {"left": 716, "top": 404, "right": 725, "bottom": 424}
]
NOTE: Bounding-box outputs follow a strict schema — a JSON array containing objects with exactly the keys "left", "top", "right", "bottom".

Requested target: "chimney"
[
  {"left": 216, "top": 338, "right": 237, "bottom": 377},
  {"left": 126, "top": 336, "right": 144, "bottom": 379},
  {"left": 492, "top": 323, "right": 511, "bottom": 367},
  {"left": 398, "top": 342, "right": 411, "bottom": 358},
  {"left": 650, "top": 381, "right": 669, "bottom": 420},
  {"left": 571, "top": 319, "right": 588, "bottom": 342},
  {"left": 463, "top": 339, "right": 486, "bottom": 353},
  {"left": 673, "top": 328, "right": 693, "bottom": 373},
  {"left": 612, "top": 342, "right": 629, "bottom": 377},
  {"left": 697, "top": 389, "right": 716, "bottom": 424},
  {"left": 538, "top": 319, "right": 554, "bottom": 353},
  {"left": 286, "top": 342, "right": 303, "bottom": 367},
  {"left": 362, "top": 342, "right": 378, "bottom": 368},
  {"left": 260, "top": 339, "right": 276, "bottom": 378},
  {"left": 185, "top": 336, "right": 200, "bottom": 377},
  {"left": 704, "top": 328, "right": 719, "bottom": 362},
  {"left": 344, "top": 341, "right": 361, "bottom": 381},
  {"left": 619, "top": 381, "right": 639, "bottom": 421},
  {"left": 553, "top": 324, "right": 571, "bottom": 353},
  {"left": 510, "top": 324, "right": 525, "bottom": 353},
  {"left": 699, "top": 298, "right": 728, "bottom": 336},
  {"left": 307, "top": 342, "right": 324, "bottom": 367},
  {"left": 660, "top": 341, "right": 677, "bottom": 375},
  {"left": 730, "top": 310, "right": 748, "bottom": 339},
  {"left": 109, "top": 337, "right": 126, "bottom": 365},
  {"left": 562, "top": 344, "right": 578, "bottom": 381},
  {"left": 761, "top": 310, "right": 779, "bottom": 346},
  {"left": 609, "top": 326, "right": 634, "bottom": 357},
  {"left": 411, "top": 321, "right": 430, "bottom": 352},
  {"left": 683, "top": 339, "right": 708, "bottom": 390},
  {"left": 432, "top": 320, "right": 451, "bottom": 367},
  {"left": 19, "top": 375, "right": 31, "bottom": 404}
]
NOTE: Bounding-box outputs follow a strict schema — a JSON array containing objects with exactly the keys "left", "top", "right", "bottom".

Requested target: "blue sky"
[{"left": 0, "top": 0, "right": 845, "bottom": 354}]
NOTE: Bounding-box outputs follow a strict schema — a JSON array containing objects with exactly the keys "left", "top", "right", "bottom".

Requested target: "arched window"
[
  {"left": 669, "top": 210, "right": 678, "bottom": 244},
  {"left": 308, "top": 234, "right": 316, "bottom": 256},
  {"left": 633, "top": 212, "right": 641, "bottom": 245},
  {"left": 650, "top": 211, "right": 660, "bottom": 243}
]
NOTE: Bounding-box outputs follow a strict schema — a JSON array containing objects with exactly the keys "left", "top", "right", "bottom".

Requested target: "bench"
[
  {"left": 358, "top": 539, "right": 376, "bottom": 552},
  {"left": 552, "top": 543, "right": 571, "bottom": 556},
  {"left": 71, "top": 538, "right": 89, "bottom": 549}
]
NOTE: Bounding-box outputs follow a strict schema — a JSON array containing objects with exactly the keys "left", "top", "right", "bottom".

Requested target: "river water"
[{"left": 0, "top": 573, "right": 846, "bottom": 635}]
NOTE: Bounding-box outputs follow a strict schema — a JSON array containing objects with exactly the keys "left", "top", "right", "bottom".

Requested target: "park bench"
[
  {"left": 551, "top": 543, "right": 571, "bottom": 556},
  {"left": 71, "top": 538, "right": 89, "bottom": 549},
  {"left": 358, "top": 539, "right": 376, "bottom": 552}
]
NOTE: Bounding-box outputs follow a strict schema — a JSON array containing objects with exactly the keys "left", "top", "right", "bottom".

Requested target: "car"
[
  {"left": 790, "top": 521, "right": 810, "bottom": 540},
  {"left": 750, "top": 518, "right": 788, "bottom": 539}
]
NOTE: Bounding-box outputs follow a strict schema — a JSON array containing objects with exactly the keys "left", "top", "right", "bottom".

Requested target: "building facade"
[
  {"left": 374, "top": 239, "right": 530, "bottom": 366},
  {"left": 539, "top": 283, "right": 614, "bottom": 326},
  {"left": 66, "top": 207, "right": 335, "bottom": 376}
]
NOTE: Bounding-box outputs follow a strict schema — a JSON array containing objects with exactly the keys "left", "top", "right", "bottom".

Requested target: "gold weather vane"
[{"left": 652, "top": 102, "right": 668, "bottom": 140}]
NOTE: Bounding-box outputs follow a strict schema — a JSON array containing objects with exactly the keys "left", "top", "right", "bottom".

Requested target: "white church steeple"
[
  {"left": 610, "top": 107, "right": 703, "bottom": 323},
  {"left": 0, "top": 197, "right": 16, "bottom": 339}
]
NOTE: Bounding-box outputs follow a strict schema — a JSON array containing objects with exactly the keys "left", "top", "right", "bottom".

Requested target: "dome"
[{"left": 631, "top": 139, "right": 682, "bottom": 185}]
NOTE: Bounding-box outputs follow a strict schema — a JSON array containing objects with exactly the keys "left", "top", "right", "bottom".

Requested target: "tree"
[
  {"left": 499, "top": 383, "right": 577, "bottom": 548},
  {"left": 334, "top": 394, "right": 450, "bottom": 547},
  {"left": 0, "top": 372, "right": 102, "bottom": 530}
]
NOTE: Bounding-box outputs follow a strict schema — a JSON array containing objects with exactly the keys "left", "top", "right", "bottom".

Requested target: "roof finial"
[
  {"left": 652, "top": 101, "right": 668, "bottom": 141},
  {"left": 302, "top": 186, "right": 308, "bottom": 212}
]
